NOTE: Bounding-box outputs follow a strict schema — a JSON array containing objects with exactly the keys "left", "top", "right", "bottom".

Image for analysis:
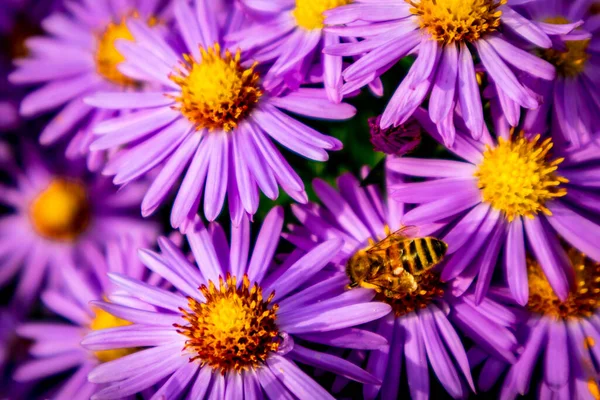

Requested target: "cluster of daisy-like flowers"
[{"left": 0, "top": 0, "right": 599, "bottom": 399}]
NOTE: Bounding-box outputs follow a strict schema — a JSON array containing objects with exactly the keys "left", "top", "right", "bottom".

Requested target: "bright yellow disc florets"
[
  {"left": 527, "top": 248, "right": 600, "bottom": 320},
  {"left": 409, "top": 0, "right": 505, "bottom": 44},
  {"left": 474, "top": 134, "right": 568, "bottom": 222},
  {"left": 95, "top": 16, "right": 141, "bottom": 87},
  {"left": 90, "top": 307, "right": 137, "bottom": 363},
  {"left": 539, "top": 18, "right": 590, "bottom": 78},
  {"left": 171, "top": 44, "right": 263, "bottom": 132},
  {"left": 176, "top": 274, "right": 280, "bottom": 373},
  {"left": 29, "top": 179, "right": 90, "bottom": 242},
  {"left": 292, "top": 0, "right": 353, "bottom": 30}
]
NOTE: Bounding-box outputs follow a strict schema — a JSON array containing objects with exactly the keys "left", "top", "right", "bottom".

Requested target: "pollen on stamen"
[
  {"left": 408, "top": 0, "right": 506, "bottom": 44},
  {"left": 527, "top": 247, "right": 600, "bottom": 320},
  {"left": 29, "top": 179, "right": 91, "bottom": 242},
  {"left": 175, "top": 274, "right": 280, "bottom": 374},
  {"left": 170, "top": 44, "right": 263, "bottom": 133},
  {"left": 474, "top": 133, "right": 569, "bottom": 222}
]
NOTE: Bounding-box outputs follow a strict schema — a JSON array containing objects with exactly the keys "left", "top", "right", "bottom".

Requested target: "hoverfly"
[{"left": 345, "top": 226, "right": 448, "bottom": 298}]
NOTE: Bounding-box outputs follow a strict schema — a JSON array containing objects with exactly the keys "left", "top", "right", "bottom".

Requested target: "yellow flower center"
[
  {"left": 176, "top": 274, "right": 280, "bottom": 373},
  {"left": 474, "top": 133, "right": 568, "bottom": 222},
  {"left": 292, "top": 0, "right": 353, "bottom": 30},
  {"left": 539, "top": 17, "right": 589, "bottom": 78},
  {"left": 171, "top": 44, "right": 263, "bottom": 132},
  {"left": 380, "top": 271, "right": 445, "bottom": 317},
  {"left": 90, "top": 307, "right": 137, "bottom": 363},
  {"left": 29, "top": 179, "right": 90, "bottom": 242},
  {"left": 96, "top": 15, "right": 153, "bottom": 86},
  {"left": 408, "top": 0, "right": 505, "bottom": 44},
  {"left": 527, "top": 248, "right": 600, "bottom": 320}
]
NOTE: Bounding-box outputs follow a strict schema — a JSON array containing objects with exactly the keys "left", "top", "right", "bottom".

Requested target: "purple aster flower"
[
  {"left": 515, "top": 0, "right": 599, "bottom": 149},
  {"left": 386, "top": 109, "right": 600, "bottom": 306},
  {"left": 86, "top": 0, "right": 355, "bottom": 227},
  {"left": 322, "top": 0, "right": 573, "bottom": 145},
  {"left": 469, "top": 249, "right": 600, "bottom": 399},
  {"left": 229, "top": 0, "right": 383, "bottom": 102},
  {"left": 82, "top": 208, "right": 390, "bottom": 399},
  {"left": 8, "top": 0, "right": 171, "bottom": 170},
  {"left": 13, "top": 238, "right": 162, "bottom": 399},
  {"left": 284, "top": 163, "right": 520, "bottom": 399},
  {"left": 0, "top": 0, "right": 60, "bottom": 132},
  {"left": 0, "top": 141, "right": 158, "bottom": 311}
]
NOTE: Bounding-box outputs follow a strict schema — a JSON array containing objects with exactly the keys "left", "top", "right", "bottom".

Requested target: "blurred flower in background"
[
  {"left": 9, "top": 0, "right": 171, "bottom": 169},
  {"left": 0, "top": 141, "right": 158, "bottom": 313},
  {"left": 12, "top": 238, "right": 162, "bottom": 399}
]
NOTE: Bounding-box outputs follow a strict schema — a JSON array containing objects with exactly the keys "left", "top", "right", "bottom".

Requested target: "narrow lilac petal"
[
  {"left": 501, "top": 7, "right": 552, "bottom": 48},
  {"left": 39, "top": 97, "right": 92, "bottom": 145},
  {"left": 524, "top": 217, "right": 571, "bottom": 301},
  {"left": 89, "top": 301, "right": 180, "bottom": 326},
  {"left": 188, "top": 366, "right": 213, "bottom": 400},
  {"left": 419, "top": 309, "right": 465, "bottom": 398},
  {"left": 53, "top": 362, "right": 95, "bottom": 400},
  {"left": 88, "top": 343, "right": 183, "bottom": 384},
  {"left": 244, "top": 206, "right": 284, "bottom": 284},
  {"left": 402, "top": 190, "right": 482, "bottom": 226},
  {"left": 475, "top": 221, "right": 506, "bottom": 304},
  {"left": 82, "top": 326, "right": 180, "bottom": 351},
  {"left": 478, "top": 357, "right": 508, "bottom": 391},
  {"left": 203, "top": 132, "right": 229, "bottom": 221},
  {"left": 194, "top": 0, "right": 220, "bottom": 47},
  {"left": 264, "top": 238, "right": 343, "bottom": 302},
  {"left": 157, "top": 237, "right": 204, "bottom": 289},
  {"left": 323, "top": 32, "right": 343, "bottom": 103},
  {"left": 91, "top": 354, "right": 186, "bottom": 400},
  {"left": 410, "top": 36, "right": 441, "bottom": 89},
  {"left": 505, "top": 218, "right": 528, "bottom": 306},
  {"left": 270, "top": 89, "right": 356, "bottom": 120},
  {"left": 282, "top": 303, "right": 391, "bottom": 334},
  {"left": 380, "top": 318, "right": 404, "bottom": 400},
  {"left": 267, "top": 355, "right": 335, "bottom": 400},
  {"left": 186, "top": 217, "right": 225, "bottom": 284},
  {"left": 391, "top": 178, "right": 477, "bottom": 203},
  {"left": 475, "top": 39, "right": 538, "bottom": 109},
  {"left": 387, "top": 157, "right": 476, "bottom": 178},
  {"left": 173, "top": 0, "right": 203, "bottom": 59},
  {"left": 547, "top": 201, "right": 600, "bottom": 262},
  {"left": 224, "top": 371, "right": 243, "bottom": 400},
  {"left": 229, "top": 215, "right": 250, "bottom": 277},
  {"left": 291, "top": 344, "right": 380, "bottom": 385},
  {"left": 14, "top": 352, "right": 84, "bottom": 382},
  {"left": 296, "top": 328, "right": 388, "bottom": 350},
  {"left": 85, "top": 92, "right": 174, "bottom": 109},
  {"left": 442, "top": 207, "right": 501, "bottom": 281},
  {"left": 324, "top": 3, "right": 412, "bottom": 25},
  {"left": 430, "top": 43, "right": 458, "bottom": 123},
  {"left": 545, "top": 319, "right": 569, "bottom": 389},
  {"left": 93, "top": 107, "right": 178, "bottom": 140},
  {"left": 243, "top": 370, "right": 264, "bottom": 400},
  {"left": 108, "top": 270, "right": 189, "bottom": 311},
  {"left": 150, "top": 362, "right": 198, "bottom": 400},
  {"left": 486, "top": 36, "right": 555, "bottom": 80},
  {"left": 232, "top": 132, "right": 259, "bottom": 215},
  {"left": 404, "top": 313, "right": 430, "bottom": 400},
  {"left": 512, "top": 318, "right": 548, "bottom": 395},
  {"left": 257, "top": 364, "right": 295, "bottom": 400},
  {"left": 313, "top": 178, "right": 371, "bottom": 239},
  {"left": 431, "top": 305, "right": 475, "bottom": 392},
  {"left": 364, "top": 316, "right": 394, "bottom": 399},
  {"left": 458, "top": 43, "right": 485, "bottom": 138},
  {"left": 443, "top": 203, "right": 491, "bottom": 255},
  {"left": 41, "top": 291, "right": 90, "bottom": 326},
  {"left": 277, "top": 274, "right": 347, "bottom": 313}
]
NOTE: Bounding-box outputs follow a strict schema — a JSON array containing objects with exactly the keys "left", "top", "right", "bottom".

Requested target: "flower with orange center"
[
  {"left": 171, "top": 44, "right": 263, "bottom": 132},
  {"left": 176, "top": 274, "right": 280, "bottom": 373},
  {"left": 409, "top": 0, "right": 506, "bottom": 44},
  {"left": 292, "top": 0, "right": 353, "bottom": 30}
]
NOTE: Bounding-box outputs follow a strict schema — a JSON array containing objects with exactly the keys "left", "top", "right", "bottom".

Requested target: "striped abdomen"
[{"left": 393, "top": 237, "right": 448, "bottom": 275}]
